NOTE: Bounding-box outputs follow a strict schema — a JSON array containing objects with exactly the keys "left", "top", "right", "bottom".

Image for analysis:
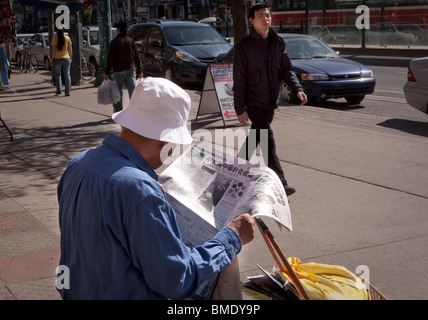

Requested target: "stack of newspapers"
[{"left": 243, "top": 264, "right": 302, "bottom": 300}]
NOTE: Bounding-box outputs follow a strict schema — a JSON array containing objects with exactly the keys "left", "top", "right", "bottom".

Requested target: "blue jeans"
[
  {"left": 112, "top": 69, "right": 136, "bottom": 112},
  {"left": 54, "top": 59, "right": 71, "bottom": 95}
]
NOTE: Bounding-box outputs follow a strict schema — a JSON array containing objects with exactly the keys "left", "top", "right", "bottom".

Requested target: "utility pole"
[
  {"left": 94, "top": 0, "right": 112, "bottom": 87},
  {"left": 69, "top": 11, "right": 83, "bottom": 85},
  {"left": 130, "top": 0, "right": 136, "bottom": 24}
]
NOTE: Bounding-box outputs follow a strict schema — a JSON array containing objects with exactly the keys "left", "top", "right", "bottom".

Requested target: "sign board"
[{"left": 196, "top": 63, "right": 237, "bottom": 126}]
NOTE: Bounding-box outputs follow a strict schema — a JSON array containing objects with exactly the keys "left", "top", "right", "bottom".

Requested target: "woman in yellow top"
[{"left": 50, "top": 28, "right": 72, "bottom": 96}]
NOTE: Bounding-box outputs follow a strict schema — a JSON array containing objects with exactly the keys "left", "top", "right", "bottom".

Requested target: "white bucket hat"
[{"left": 112, "top": 77, "right": 193, "bottom": 145}]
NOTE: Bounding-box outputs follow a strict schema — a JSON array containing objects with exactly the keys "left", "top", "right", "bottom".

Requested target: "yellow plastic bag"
[{"left": 281, "top": 257, "right": 370, "bottom": 300}]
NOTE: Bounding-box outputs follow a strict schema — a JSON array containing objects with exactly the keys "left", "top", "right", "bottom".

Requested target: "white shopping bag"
[{"left": 97, "top": 79, "right": 121, "bottom": 105}]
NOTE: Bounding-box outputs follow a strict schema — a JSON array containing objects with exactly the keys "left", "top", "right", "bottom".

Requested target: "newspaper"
[
  {"left": 159, "top": 141, "right": 292, "bottom": 247},
  {"left": 243, "top": 264, "right": 302, "bottom": 300}
]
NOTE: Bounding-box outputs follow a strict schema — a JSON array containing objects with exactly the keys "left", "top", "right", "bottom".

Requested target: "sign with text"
[
  {"left": 197, "top": 63, "right": 237, "bottom": 126},
  {"left": 210, "top": 63, "right": 237, "bottom": 121}
]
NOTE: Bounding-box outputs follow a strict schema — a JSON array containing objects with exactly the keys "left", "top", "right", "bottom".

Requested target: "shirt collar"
[{"left": 103, "top": 133, "right": 158, "bottom": 181}]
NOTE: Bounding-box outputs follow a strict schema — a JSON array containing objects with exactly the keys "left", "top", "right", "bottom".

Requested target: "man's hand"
[
  {"left": 237, "top": 112, "right": 251, "bottom": 126},
  {"left": 297, "top": 91, "right": 308, "bottom": 105},
  {"left": 226, "top": 213, "right": 255, "bottom": 245}
]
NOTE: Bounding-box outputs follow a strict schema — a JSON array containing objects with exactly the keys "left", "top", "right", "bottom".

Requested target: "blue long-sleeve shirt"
[{"left": 57, "top": 134, "right": 242, "bottom": 299}]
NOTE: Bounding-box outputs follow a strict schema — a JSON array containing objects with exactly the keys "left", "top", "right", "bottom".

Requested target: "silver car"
[
  {"left": 27, "top": 33, "right": 51, "bottom": 70},
  {"left": 403, "top": 57, "right": 428, "bottom": 114},
  {"left": 81, "top": 26, "right": 117, "bottom": 69},
  {"left": 366, "top": 23, "right": 416, "bottom": 46}
]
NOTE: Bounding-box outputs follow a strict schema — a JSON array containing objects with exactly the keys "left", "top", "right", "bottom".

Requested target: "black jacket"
[
  {"left": 105, "top": 33, "right": 143, "bottom": 76},
  {"left": 233, "top": 28, "right": 302, "bottom": 115}
]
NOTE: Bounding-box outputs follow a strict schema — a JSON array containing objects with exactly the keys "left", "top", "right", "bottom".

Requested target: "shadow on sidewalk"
[
  {"left": 0, "top": 118, "right": 116, "bottom": 196},
  {"left": 377, "top": 118, "right": 428, "bottom": 137}
]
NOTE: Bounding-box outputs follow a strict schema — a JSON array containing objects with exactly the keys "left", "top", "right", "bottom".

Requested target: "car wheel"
[
  {"left": 278, "top": 81, "right": 299, "bottom": 104},
  {"left": 44, "top": 57, "right": 51, "bottom": 70},
  {"left": 345, "top": 95, "right": 365, "bottom": 104}
]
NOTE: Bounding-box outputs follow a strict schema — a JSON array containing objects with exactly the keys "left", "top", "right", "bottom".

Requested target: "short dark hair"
[
  {"left": 116, "top": 21, "right": 128, "bottom": 34},
  {"left": 248, "top": 2, "right": 270, "bottom": 19}
]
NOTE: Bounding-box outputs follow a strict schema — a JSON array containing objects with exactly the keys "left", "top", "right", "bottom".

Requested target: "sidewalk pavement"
[{"left": 1, "top": 66, "right": 428, "bottom": 300}]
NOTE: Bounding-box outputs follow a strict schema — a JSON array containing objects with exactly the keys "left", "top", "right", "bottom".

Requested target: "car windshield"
[
  {"left": 89, "top": 31, "right": 100, "bottom": 45},
  {"left": 163, "top": 26, "right": 226, "bottom": 45},
  {"left": 283, "top": 37, "right": 339, "bottom": 59},
  {"left": 17, "top": 35, "right": 31, "bottom": 43}
]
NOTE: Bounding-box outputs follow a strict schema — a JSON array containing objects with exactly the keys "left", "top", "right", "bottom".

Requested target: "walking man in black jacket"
[
  {"left": 233, "top": 3, "right": 307, "bottom": 196},
  {"left": 103, "top": 21, "right": 144, "bottom": 113}
]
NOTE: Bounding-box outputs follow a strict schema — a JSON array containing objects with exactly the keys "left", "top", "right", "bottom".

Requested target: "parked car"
[
  {"left": 27, "top": 33, "right": 51, "bottom": 70},
  {"left": 403, "top": 57, "right": 428, "bottom": 114},
  {"left": 309, "top": 25, "right": 360, "bottom": 45},
  {"left": 81, "top": 26, "right": 117, "bottom": 69},
  {"left": 277, "top": 34, "right": 375, "bottom": 104},
  {"left": 395, "top": 23, "right": 427, "bottom": 46},
  {"left": 10, "top": 33, "right": 32, "bottom": 65},
  {"left": 366, "top": 23, "right": 416, "bottom": 46},
  {"left": 127, "top": 20, "right": 233, "bottom": 88}
]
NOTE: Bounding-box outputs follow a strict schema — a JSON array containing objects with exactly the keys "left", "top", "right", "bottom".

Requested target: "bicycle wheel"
[
  {"left": 29, "top": 54, "right": 39, "bottom": 73},
  {"left": 82, "top": 60, "right": 95, "bottom": 81}
]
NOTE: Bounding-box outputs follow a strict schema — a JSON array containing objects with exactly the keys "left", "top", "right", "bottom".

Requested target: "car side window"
[
  {"left": 139, "top": 26, "right": 150, "bottom": 44},
  {"left": 149, "top": 27, "right": 163, "bottom": 47},
  {"left": 90, "top": 31, "right": 99, "bottom": 45},
  {"left": 35, "top": 35, "right": 42, "bottom": 45},
  {"left": 129, "top": 25, "right": 150, "bottom": 44}
]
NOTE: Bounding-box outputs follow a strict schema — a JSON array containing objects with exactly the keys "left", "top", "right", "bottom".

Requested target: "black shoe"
[
  {"left": 284, "top": 185, "right": 296, "bottom": 196},
  {"left": 65, "top": 93, "right": 70, "bottom": 96},
  {"left": 55, "top": 91, "right": 61, "bottom": 95}
]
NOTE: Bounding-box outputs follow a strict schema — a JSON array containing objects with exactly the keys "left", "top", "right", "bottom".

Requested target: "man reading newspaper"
[{"left": 57, "top": 77, "right": 255, "bottom": 299}]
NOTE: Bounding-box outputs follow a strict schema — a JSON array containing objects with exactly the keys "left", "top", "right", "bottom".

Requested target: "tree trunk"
[{"left": 230, "top": 0, "right": 248, "bottom": 45}]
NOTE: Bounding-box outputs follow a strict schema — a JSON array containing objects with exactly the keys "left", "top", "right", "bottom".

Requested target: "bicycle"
[
  {"left": 81, "top": 56, "right": 96, "bottom": 81},
  {"left": 20, "top": 42, "right": 39, "bottom": 73}
]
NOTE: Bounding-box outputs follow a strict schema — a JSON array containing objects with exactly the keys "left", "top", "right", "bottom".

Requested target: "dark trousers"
[{"left": 238, "top": 107, "right": 287, "bottom": 185}]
